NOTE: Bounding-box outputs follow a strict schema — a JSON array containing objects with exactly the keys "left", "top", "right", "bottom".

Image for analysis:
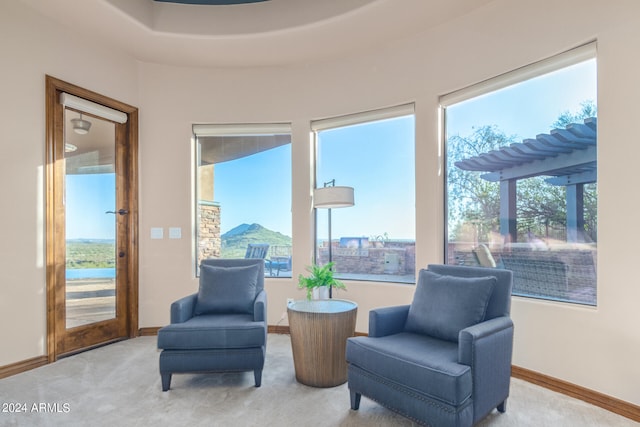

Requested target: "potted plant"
[{"left": 297, "top": 262, "right": 346, "bottom": 300}]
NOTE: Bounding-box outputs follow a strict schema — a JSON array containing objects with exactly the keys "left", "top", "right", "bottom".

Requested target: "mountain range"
[{"left": 221, "top": 223, "right": 292, "bottom": 258}]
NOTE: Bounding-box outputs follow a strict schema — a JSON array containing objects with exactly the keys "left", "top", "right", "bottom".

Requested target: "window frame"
[
  {"left": 440, "top": 42, "right": 598, "bottom": 305},
  {"left": 192, "top": 122, "right": 293, "bottom": 277},
  {"left": 311, "top": 104, "right": 416, "bottom": 284}
]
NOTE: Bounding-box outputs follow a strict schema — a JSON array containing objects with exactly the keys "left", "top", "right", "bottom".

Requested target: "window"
[
  {"left": 194, "top": 123, "right": 292, "bottom": 277},
  {"left": 443, "top": 43, "right": 597, "bottom": 305},
  {"left": 312, "top": 105, "right": 416, "bottom": 283}
]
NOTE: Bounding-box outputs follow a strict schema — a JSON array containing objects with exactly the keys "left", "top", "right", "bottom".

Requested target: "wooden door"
[{"left": 46, "top": 76, "right": 139, "bottom": 359}]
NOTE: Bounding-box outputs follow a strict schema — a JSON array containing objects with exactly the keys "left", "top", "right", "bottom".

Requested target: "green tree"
[
  {"left": 516, "top": 177, "right": 567, "bottom": 241},
  {"left": 447, "top": 125, "right": 516, "bottom": 241},
  {"left": 448, "top": 101, "right": 597, "bottom": 244},
  {"left": 552, "top": 100, "right": 597, "bottom": 129}
]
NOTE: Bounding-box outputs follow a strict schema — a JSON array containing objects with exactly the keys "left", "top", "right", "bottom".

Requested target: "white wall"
[
  {"left": 0, "top": 2, "right": 139, "bottom": 365},
  {"left": 2, "top": 0, "right": 639, "bottom": 409},
  {"left": 137, "top": 0, "right": 640, "bottom": 406}
]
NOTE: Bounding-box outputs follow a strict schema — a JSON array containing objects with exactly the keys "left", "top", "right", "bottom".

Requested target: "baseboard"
[
  {"left": 268, "top": 325, "right": 289, "bottom": 334},
  {"left": 0, "top": 355, "right": 48, "bottom": 379},
  {"left": 512, "top": 365, "right": 640, "bottom": 422},
  {"left": 142, "top": 325, "right": 362, "bottom": 336},
  {"left": 268, "top": 325, "right": 366, "bottom": 336},
  {"left": 142, "top": 325, "right": 296, "bottom": 335},
  {"left": 141, "top": 325, "right": 294, "bottom": 335},
  {"left": 138, "top": 327, "right": 161, "bottom": 336}
]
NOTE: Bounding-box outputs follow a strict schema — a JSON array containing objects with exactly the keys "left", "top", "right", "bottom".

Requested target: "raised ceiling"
[
  {"left": 154, "top": 0, "right": 268, "bottom": 4},
  {"left": 22, "top": 0, "right": 494, "bottom": 68}
]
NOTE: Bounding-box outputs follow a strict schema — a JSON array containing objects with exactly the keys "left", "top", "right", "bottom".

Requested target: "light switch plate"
[
  {"left": 169, "top": 227, "right": 182, "bottom": 239},
  {"left": 150, "top": 227, "right": 164, "bottom": 239}
]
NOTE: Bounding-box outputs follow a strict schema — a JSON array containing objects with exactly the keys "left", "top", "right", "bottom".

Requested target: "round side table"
[{"left": 287, "top": 299, "right": 357, "bottom": 388}]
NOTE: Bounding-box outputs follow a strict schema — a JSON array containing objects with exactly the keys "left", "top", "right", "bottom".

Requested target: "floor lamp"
[{"left": 313, "top": 180, "right": 355, "bottom": 298}]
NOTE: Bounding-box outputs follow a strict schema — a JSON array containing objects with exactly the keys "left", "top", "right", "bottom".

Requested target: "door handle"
[{"left": 106, "top": 209, "right": 129, "bottom": 215}]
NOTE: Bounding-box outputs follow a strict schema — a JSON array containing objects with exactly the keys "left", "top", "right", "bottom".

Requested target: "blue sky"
[
  {"left": 214, "top": 145, "right": 292, "bottom": 235},
  {"left": 211, "top": 115, "right": 416, "bottom": 241},
  {"left": 445, "top": 58, "right": 597, "bottom": 239},
  {"left": 316, "top": 115, "right": 416, "bottom": 240},
  {"left": 446, "top": 59, "right": 597, "bottom": 141},
  {"left": 66, "top": 58, "right": 595, "bottom": 243},
  {"left": 66, "top": 173, "right": 116, "bottom": 240}
]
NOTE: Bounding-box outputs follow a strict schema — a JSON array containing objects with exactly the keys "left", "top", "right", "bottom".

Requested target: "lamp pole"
[
  {"left": 324, "top": 180, "right": 335, "bottom": 295},
  {"left": 313, "top": 179, "right": 354, "bottom": 299}
]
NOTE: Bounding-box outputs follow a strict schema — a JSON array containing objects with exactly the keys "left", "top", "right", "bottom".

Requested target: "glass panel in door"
[{"left": 64, "top": 109, "right": 116, "bottom": 329}]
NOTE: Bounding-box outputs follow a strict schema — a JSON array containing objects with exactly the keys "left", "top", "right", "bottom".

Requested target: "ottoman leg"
[
  {"left": 161, "top": 373, "right": 172, "bottom": 392},
  {"left": 350, "top": 390, "right": 361, "bottom": 410},
  {"left": 254, "top": 369, "right": 263, "bottom": 387}
]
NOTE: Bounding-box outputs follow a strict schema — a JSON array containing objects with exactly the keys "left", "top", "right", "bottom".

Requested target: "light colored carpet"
[{"left": 0, "top": 334, "right": 637, "bottom": 427}]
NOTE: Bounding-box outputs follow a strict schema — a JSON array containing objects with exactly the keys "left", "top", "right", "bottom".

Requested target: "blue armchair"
[
  {"left": 157, "top": 258, "right": 267, "bottom": 391},
  {"left": 346, "top": 264, "right": 513, "bottom": 426}
]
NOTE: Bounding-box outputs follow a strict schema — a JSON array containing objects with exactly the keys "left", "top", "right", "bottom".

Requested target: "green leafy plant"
[{"left": 297, "top": 262, "right": 346, "bottom": 300}]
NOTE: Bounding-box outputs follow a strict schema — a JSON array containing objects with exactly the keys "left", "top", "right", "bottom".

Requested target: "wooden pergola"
[{"left": 454, "top": 117, "right": 597, "bottom": 243}]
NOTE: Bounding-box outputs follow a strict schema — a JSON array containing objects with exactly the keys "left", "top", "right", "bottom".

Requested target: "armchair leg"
[
  {"left": 254, "top": 369, "right": 263, "bottom": 387},
  {"left": 350, "top": 390, "right": 361, "bottom": 410},
  {"left": 497, "top": 399, "right": 507, "bottom": 413},
  {"left": 161, "top": 373, "right": 172, "bottom": 392}
]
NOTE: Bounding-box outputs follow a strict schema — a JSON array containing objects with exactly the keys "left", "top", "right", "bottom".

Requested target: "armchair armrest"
[
  {"left": 458, "top": 316, "right": 513, "bottom": 365},
  {"left": 369, "top": 305, "right": 410, "bottom": 337},
  {"left": 253, "top": 290, "right": 267, "bottom": 322},
  {"left": 458, "top": 316, "right": 514, "bottom": 422},
  {"left": 170, "top": 293, "right": 197, "bottom": 324}
]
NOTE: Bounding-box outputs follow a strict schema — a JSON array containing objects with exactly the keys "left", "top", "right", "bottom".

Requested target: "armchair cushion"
[
  {"left": 194, "top": 263, "right": 260, "bottom": 315},
  {"left": 158, "top": 314, "right": 266, "bottom": 350},
  {"left": 347, "top": 332, "right": 472, "bottom": 406},
  {"left": 405, "top": 270, "right": 496, "bottom": 342}
]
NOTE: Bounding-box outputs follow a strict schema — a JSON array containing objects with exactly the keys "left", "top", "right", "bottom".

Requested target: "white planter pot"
[{"left": 312, "top": 286, "right": 330, "bottom": 300}]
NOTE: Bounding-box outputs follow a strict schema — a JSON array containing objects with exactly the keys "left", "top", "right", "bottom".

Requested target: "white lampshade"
[{"left": 313, "top": 186, "right": 354, "bottom": 209}]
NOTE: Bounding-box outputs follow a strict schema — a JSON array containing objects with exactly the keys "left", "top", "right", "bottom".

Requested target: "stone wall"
[
  {"left": 198, "top": 201, "right": 221, "bottom": 263},
  {"left": 318, "top": 240, "right": 416, "bottom": 276}
]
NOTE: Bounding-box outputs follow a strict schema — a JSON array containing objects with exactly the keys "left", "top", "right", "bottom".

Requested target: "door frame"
[{"left": 45, "top": 75, "right": 139, "bottom": 361}]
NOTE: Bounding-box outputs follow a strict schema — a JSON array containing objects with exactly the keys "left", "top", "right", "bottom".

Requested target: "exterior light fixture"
[{"left": 71, "top": 113, "right": 92, "bottom": 135}]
